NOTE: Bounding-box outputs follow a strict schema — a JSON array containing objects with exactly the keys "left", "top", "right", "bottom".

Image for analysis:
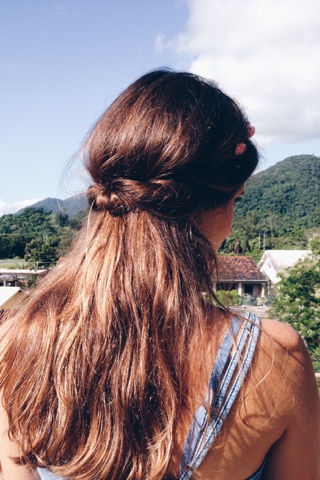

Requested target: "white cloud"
[
  {"left": 0, "top": 198, "right": 43, "bottom": 216},
  {"left": 159, "top": 0, "right": 320, "bottom": 146}
]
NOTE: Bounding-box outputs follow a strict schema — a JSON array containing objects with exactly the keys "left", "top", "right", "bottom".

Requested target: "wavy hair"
[{"left": 0, "top": 69, "right": 258, "bottom": 479}]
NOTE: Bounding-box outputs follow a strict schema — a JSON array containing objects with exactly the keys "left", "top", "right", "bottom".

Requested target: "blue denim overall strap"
[
  {"left": 37, "top": 468, "right": 64, "bottom": 479},
  {"left": 179, "top": 312, "right": 261, "bottom": 480}
]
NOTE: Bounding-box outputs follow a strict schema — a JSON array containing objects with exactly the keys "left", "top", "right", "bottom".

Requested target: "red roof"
[{"left": 216, "top": 256, "right": 268, "bottom": 282}]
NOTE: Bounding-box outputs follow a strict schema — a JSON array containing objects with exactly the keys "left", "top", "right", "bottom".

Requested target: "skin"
[
  {"left": 170, "top": 185, "right": 319, "bottom": 479},
  {"left": 166, "top": 314, "right": 320, "bottom": 479},
  {"left": 197, "top": 185, "right": 245, "bottom": 252},
  {"left": 1, "top": 186, "right": 319, "bottom": 479},
  {"left": 0, "top": 399, "right": 40, "bottom": 479}
]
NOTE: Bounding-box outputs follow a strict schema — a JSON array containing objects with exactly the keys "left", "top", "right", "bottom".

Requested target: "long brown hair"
[{"left": 0, "top": 69, "right": 258, "bottom": 479}]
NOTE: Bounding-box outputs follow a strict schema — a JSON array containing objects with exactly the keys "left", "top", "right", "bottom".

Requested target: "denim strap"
[{"left": 179, "top": 313, "right": 260, "bottom": 479}]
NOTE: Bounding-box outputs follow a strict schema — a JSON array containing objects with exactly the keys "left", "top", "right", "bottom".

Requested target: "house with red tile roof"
[{"left": 215, "top": 256, "right": 269, "bottom": 297}]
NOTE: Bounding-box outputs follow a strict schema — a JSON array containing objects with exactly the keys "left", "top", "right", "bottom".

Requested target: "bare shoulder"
[
  {"left": 255, "top": 318, "right": 319, "bottom": 425},
  {"left": 197, "top": 316, "right": 319, "bottom": 479},
  {"left": 260, "top": 317, "right": 304, "bottom": 349},
  {"left": 241, "top": 318, "right": 320, "bottom": 479},
  {"left": 249, "top": 321, "right": 320, "bottom": 478},
  {"left": 258, "top": 318, "right": 316, "bottom": 384}
]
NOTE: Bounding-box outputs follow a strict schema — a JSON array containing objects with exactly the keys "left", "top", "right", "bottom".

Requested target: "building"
[
  {"left": 258, "top": 250, "right": 312, "bottom": 285},
  {"left": 0, "top": 286, "right": 21, "bottom": 309},
  {"left": 216, "top": 256, "right": 269, "bottom": 297},
  {"left": 0, "top": 268, "right": 49, "bottom": 287}
]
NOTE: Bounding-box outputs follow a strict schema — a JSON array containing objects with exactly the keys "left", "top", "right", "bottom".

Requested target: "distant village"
[{"left": 0, "top": 249, "right": 311, "bottom": 312}]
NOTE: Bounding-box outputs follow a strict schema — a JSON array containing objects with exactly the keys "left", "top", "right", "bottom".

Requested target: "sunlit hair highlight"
[{"left": 0, "top": 69, "right": 258, "bottom": 479}]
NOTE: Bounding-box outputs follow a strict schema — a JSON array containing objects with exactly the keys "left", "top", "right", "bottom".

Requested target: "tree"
[
  {"left": 0, "top": 235, "right": 27, "bottom": 258},
  {"left": 24, "top": 238, "right": 59, "bottom": 265},
  {"left": 0, "top": 207, "right": 76, "bottom": 261},
  {"left": 215, "top": 290, "right": 241, "bottom": 307},
  {"left": 309, "top": 235, "right": 320, "bottom": 254},
  {"left": 270, "top": 251, "right": 320, "bottom": 363}
]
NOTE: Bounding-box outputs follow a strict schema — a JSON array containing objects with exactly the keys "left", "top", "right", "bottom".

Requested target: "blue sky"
[{"left": 1, "top": 0, "right": 320, "bottom": 214}]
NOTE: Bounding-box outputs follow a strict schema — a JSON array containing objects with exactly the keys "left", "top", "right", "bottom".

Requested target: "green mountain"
[
  {"left": 7, "top": 154, "right": 320, "bottom": 262},
  {"left": 225, "top": 154, "right": 320, "bottom": 256},
  {"left": 0, "top": 207, "right": 74, "bottom": 263},
  {"left": 22, "top": 154, "right": 319, "bottom": 225},
  {"left": 16, "top": 194, "right": 88, "bottom": 217},
  {"left": 234, "top": 154, "right": 320, "bottom": 230},
  {"left": 19, "top": 154, "right": 320, "bottom": 226}
]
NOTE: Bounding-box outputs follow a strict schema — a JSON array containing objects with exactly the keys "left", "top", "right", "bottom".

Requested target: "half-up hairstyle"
[{"left": 0, "top": 69, "right": 258, "bottom": 479}]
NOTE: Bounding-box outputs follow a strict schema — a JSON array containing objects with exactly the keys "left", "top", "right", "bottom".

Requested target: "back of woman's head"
[
  {"left": 0, "top": 69, "right": 259, "bottom": 480},
  {"left": 86, "top": 69, "right": 258, "bottom": 218}
]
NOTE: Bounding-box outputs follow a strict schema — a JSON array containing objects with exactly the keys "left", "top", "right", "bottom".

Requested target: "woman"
[{"left": 0, "top": 70, "right": 319, "bottom": 479}]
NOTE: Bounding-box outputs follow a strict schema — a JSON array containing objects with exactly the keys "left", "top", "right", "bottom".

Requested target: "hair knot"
[
  {"left": 87, "top": 178, "right": 197, "bottom": 217},
  {"left": 87, "top": 182, "right": 134, "bottom": 216}
]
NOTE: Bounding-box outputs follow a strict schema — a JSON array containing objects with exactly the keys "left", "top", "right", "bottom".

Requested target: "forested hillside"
[
  {"left": 1, "top": 155, "right": 319, "bottom": 263},
  {"left": 220, "top": 155, "right": 320, "bottom": 257},
  {"left": 0, "top": 208, "right": 82, "bottom": 264},
  {"left": 235, "top": 154, "right": 320, "bottom": 227}
]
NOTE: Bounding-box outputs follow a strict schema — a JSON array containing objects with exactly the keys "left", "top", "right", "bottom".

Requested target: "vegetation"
[
  {"left": 0, "top": 208, "right": 82, "bottom": 266},
  {"left": 1, "top": 155, "right": 319, "bottom": 366},
  {"left": 29, "top": 154, "right": 320, "bottom": 234},
  {"left": 270, "top": 244, "right": 320, "bottom": 365},
  {"left": 215, "top": 289, "right": 241, "bottom": 307},
  {"left": 221, "top": 154, "right": 320, "bottom": 257},
  {"left": 1, "top": 155, "right": 319, "bottom": 265}
]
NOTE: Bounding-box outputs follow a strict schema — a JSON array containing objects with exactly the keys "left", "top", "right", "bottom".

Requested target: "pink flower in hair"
[
  {"left": 247, "top": 125, "right": 255, "bottom": 138},
  {"left": 235, "top": 143, "right": 247, "bottom": 156},
  {"left": 235, "top": 124, "right": 255, "bottom": 156}
]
